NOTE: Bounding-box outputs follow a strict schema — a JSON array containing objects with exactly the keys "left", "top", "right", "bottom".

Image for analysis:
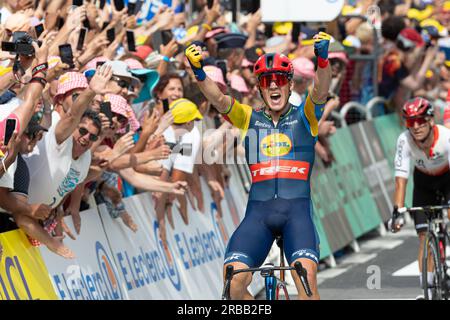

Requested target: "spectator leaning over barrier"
[
  {"left": 0, "top": 33, "right": 55, "bottom": 238},
  {"left": 23, "top": 66, "right": 112, "bottom": 258}
]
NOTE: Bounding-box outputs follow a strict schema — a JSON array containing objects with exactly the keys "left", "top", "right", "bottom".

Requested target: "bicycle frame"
[{"left": 398, "top": 204, "right": 450, "bottom": 300}]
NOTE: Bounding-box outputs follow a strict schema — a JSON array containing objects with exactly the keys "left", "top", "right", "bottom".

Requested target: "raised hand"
[{"left": 89, "top": 64, "right": 113, "bottom": 95}]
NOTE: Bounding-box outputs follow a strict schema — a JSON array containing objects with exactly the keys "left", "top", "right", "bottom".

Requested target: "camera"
[
  {"left": 165, "top": 142, "right": 192, "bottom": 157},
  {"left": 1, "top": 31, "right": 41, "bottom": 56}
]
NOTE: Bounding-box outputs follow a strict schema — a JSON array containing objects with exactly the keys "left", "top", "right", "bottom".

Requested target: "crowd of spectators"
[{"left": 1, "top": 0, "right": 450, "bottom": 261}]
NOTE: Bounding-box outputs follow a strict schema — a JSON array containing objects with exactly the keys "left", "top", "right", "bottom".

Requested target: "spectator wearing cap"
[
  {"left": 103, "top": 61, "right": 141, "bottom": 100},
  {"left": 122, "top": 57, "right": 160, "bottom": 106},
  {"left": 215, "top": 33, "right": 248, "bottom": 72},
  {"left": 154, "top": 98, "right": 203, "bottom": 247},
  {"left": 22, "top": 67, "right": 112, "bottom": 258},
  {"left": 289, "top": 57, "right": 315, "bottom": 106}
]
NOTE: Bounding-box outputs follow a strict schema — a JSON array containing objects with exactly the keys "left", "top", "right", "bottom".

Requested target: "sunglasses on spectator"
[
  {"left": 78, "top": 127, "right": 99, "bottom": 142},
  {"left": 112, "top": 76, "right": 134, "bottom": 91},
  {"left": 258, "top": 73, "right": 290, "bottom": 88},
  {"left": 405, "top": 117, "right": 429, "bottom": 128}
]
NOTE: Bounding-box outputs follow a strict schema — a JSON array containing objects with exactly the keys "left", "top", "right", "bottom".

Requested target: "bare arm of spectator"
[
  {"left": 0, "top": 133, "right": 19, "bottom": 176},
  {"left": 0, "top": 188, "right": 51, "bottom": 220},
  {"left": 244, "top": 9, "right": 261, "bottom": 49},
  {"left": 129, "top": 109, "right": 161, "bottom": 154},
  {"left": 119, "top": 167, "right": 187, "bottom": 194},
  {"left": 319, "top": 96, "right": 340, "bottom": 125},
  {"left": 157, "top": 39, "right": 181, "bottom": 77},
  {"left": 345, "top": 0, "right": 375, "bottom": 35},
  {"left": 48, "top": 5, "right": 87, "bottom": 56},
  {"left": 66, "top": 183, "right": 84, "bottom": 235},
  {"left": 400, "top": 47, "right": 436, "bottom": 91},
  {"left": 55, "top": 65, "right": 112, "bottom": 145},
  {"left": 134, "top": 161, "right": 163, "bottom": 176},
  {"left": 11, "top": 41, "right": 52, "bottom": 136},
  {"left": 108, "top": 144, "right": 171, "bottom": 171}
]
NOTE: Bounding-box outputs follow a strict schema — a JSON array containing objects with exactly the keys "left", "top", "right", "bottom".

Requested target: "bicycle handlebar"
[
  {"left": 398, "top": 204, "right": 450, "bottom": 214},
  {"left": 222, "top": 262, "right": 313, "bottom": 299}
]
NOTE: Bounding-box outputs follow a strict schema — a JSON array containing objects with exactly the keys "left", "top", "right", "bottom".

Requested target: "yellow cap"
[
  {"left": 273, "top": 22, "right": 293, "bottom": 35},
  {"left": 170, "top": 98, "right": 203, "bottom": 124},
  {"left": 407, "top": 5, "right": 433, "bottom": 21},
  {"left": 0, "top": 66, "right": 12, "bottom": 77},
  {"left": 341, "top": 5, "right": 356, "bottom": 16},
  {"left": 186, "top": 25, "right": 199, "bottom": 37},
  {"left": 444, "top": 1, "right": 450, "bottom": 11},
  {"left": 426, "top": 69, "right": 434, "bottom": 78},
  {"left": 420, "top": 18, "right": 445, "bottom": 33},
  {"left": 136, "top": 35, "right": 147, "bottom": 46}
]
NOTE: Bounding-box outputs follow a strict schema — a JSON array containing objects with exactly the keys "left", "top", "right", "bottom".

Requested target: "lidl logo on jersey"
[{"left": 260, "top": 133, "right": 293, "bottom": 157}]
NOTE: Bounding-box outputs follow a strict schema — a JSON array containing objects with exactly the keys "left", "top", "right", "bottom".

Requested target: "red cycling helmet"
[
  {"left": 402, "top": 97, "right": 434, "bottom": 119},
  {"left": 253, "top": 53, "right": 294, "bottom": 79}
]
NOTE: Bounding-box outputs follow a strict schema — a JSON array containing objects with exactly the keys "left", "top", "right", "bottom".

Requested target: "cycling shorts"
[
  {"left": 224, "top": 197, "right": 320, "bottom": 268},
  {"left": 412, "top": 169, "right": 450, "bottom": 233}
]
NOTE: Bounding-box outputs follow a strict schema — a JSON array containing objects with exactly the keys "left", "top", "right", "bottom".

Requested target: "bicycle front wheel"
[{"left": 422, "top": 233, "right": 443, "bottom": 300}]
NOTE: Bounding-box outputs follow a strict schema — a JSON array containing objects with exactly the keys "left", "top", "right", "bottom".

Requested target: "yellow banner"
[{"left": 0, "top": 230, "right": 58, "bottom": 300}]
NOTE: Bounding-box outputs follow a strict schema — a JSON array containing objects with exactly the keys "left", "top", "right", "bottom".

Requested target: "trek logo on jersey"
[
  {"left": 260, "top": 133, "right": 292, "bottom": 157},
  {"left": 249, "top": 160, "right": 310, "bottom": 182}
]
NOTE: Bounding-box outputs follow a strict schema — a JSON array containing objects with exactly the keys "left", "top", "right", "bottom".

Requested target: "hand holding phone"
[
  {"left": 113, "top": 0, "right": 125, "bottom": 11},
  {"left": 126, "top": 30, "right": 136, "bottom": 52},
  {"left": 162, "top": 99, "right": 170, "bottom": 113},
  {"left": 59, "top": 44, "right": 75, "bottom": 69},
  {"left": 100, "top": 101, "right": 113, "bottom": 124},
  {"left": 128, "top": 1, "right": 136, "bottom": 15},
  {"left": 3, "top": 118, "right": 17, "bottom": 146},
  {"left": 77, "top": 27, "right": 87, "bottom": 51},
  {"left": 107, "top": 28, "right": 115, "bottom": 44},
  {"left": 35, "top": 24, "right": 44, "bottom": 38}
]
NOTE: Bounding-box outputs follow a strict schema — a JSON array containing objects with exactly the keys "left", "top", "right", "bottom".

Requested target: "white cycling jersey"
[{"left": 394, "top": 125, "right": 450, "bottom": 179}]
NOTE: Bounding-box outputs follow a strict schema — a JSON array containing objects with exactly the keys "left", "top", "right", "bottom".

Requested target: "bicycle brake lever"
[{"left": 294, "top": 261, "right": 313, "bottom": 297}]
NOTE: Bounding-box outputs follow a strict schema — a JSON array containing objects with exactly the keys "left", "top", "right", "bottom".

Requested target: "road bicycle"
[
  {"left": 395, "top": 203, "right": 450, "bottom": 300},
  {"left": 221, "top": 236, "right": 313, "bottom": 300}
]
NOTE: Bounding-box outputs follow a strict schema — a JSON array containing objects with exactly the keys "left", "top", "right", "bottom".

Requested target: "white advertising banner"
[
  {"left": 261, "top": 0, "right": 345, "bottom": 22},
  {"left": 39, "top": 173, "right": 264, "bottom": 299},
  {"left": 39, "top": 209, "right": 129, "bottom": 300}
]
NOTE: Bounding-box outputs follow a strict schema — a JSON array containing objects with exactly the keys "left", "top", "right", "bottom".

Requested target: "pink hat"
[
  {"left": 292, "top": 57, "right": 315, "bottom": 79},
  {"left": 329, "top": 52, "right": 349, "bottom": 64},
  {"left": 104, "top": 94, "right": 140, "bottom": 132},
  {"left": 133, "top": 45, "right": 153, "bottom": 60},
  {"left": 124, "top": 58, "right": 144, "bottom": 70},
  {"left": 204, "top": 65, "right": 227, "bottom": 91},
  {"left": 84, "top": 56, "right": 110, "bottom": 72},
  {"left": 54, "top": 72, "right": 88, "bottom": 102},
  {"left": 230, "top": 74, "right": 249, "bottom": 94}
]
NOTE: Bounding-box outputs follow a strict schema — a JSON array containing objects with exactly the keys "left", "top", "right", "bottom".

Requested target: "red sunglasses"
[
  {"left": 258, "top": 73, "right": 290, "bottom": 88},
  {"left": 405, "top": 117, "right": 428, "bottom": 128}
]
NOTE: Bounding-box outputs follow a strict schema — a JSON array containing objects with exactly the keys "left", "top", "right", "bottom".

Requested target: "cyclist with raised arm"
[
  {"left": 391, "top": 97, "right": 450, "bottom": 298},
  {"left": 185, "top": 32, "right": 332, "bottom": 300}
]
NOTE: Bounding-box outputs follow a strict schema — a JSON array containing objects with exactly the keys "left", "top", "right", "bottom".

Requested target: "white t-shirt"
[
  {"left": 160, "top": 124, "right": 201, "bottom": 174},
  {"left": 24, "top": 112, "right": 91, "bottom": 207}
]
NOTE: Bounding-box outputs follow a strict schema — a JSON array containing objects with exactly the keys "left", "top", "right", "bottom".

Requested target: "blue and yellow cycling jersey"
[{"left": 223, "top": 94, "right": 325, "bottom": 201}]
